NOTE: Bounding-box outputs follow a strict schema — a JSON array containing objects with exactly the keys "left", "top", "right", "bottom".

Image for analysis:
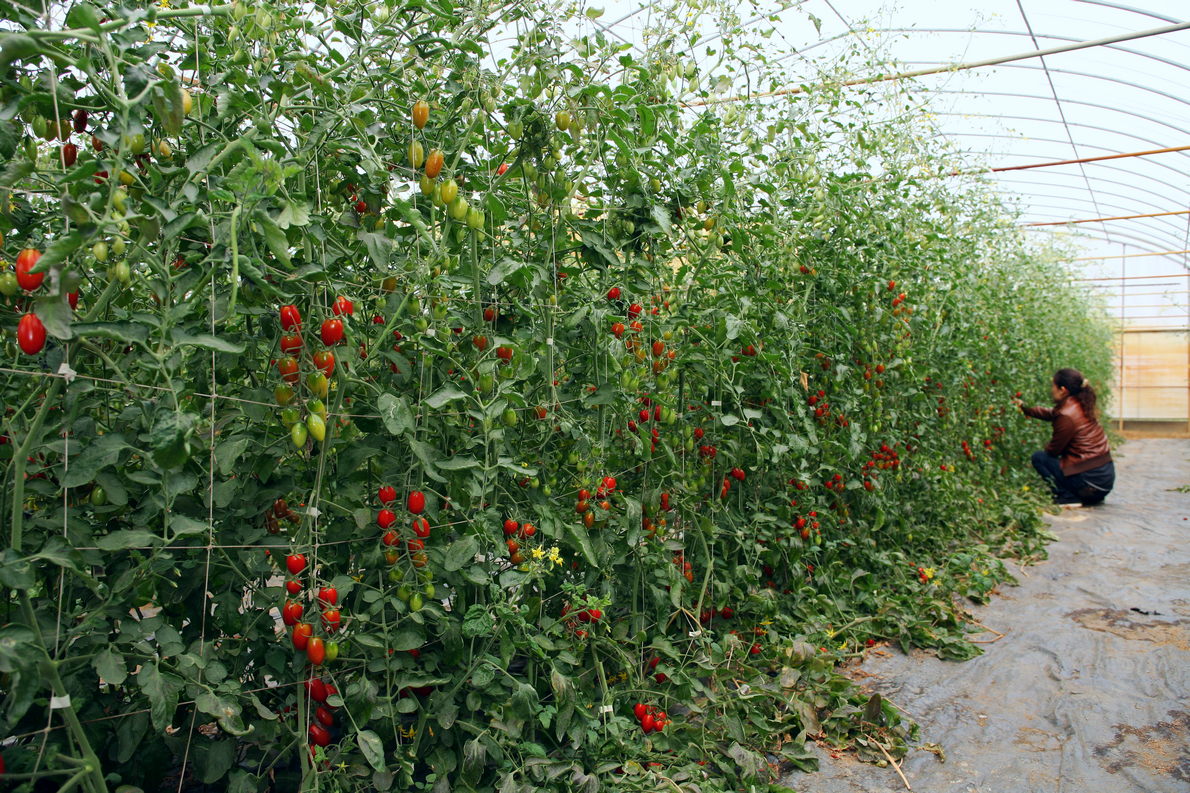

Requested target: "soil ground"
[{"left": 784, "top": 438, "right": 1190, "bottom": 793}]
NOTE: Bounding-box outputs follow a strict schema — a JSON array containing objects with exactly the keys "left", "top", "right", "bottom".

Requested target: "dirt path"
[{"left": 785, "top": 438, "right": 1190, "bottom": 793}]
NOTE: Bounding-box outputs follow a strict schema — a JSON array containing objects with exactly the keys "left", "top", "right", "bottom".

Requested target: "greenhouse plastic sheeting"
[{"left": 785, "top": 438, "right": 1190, "bottom": 792}]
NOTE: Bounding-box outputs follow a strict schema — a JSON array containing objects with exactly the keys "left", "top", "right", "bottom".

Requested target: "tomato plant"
[{"left": 0, "top": 1, "right": 1113, "bottom": 791}]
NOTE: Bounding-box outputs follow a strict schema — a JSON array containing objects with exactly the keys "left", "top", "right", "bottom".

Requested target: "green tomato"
[
  {"left": 409, "top": 592, "right": 423, "bottom": 612},
  {"left": 0, "top": 273, "right": 17, "bottom": 297},
  {"left": 93, "top": 241, "right": 109, "bottom": 262},
  {"left": 307, "top": 372, "right": 328, "bottom": 398},
  {"left": 307, "top": 399, "right": 326, "bottom": 419},
  {"left": 530, "top": 477, "right": 539, "bottom": 489},
  {"left": 91, "top": 485, "right": 108, "bottom": 506},
  {"left": 542, "top": 485, "right": 552, "bottom": 496},
  {"left": 479, "top": 374, "right": 494, "bottom": 393},
  {"left": 307, "top": 413, "right": 326, "bottom": 442},
  {"left": 396, "top": 584, "right": 412, "bottom": 601},
  {"left": 423, "top": 582, "right": 435, "bottom": 597},
  {"left": 290, "top": 422, "right": 308, "bottom": 447},
  {"left": 502, "top": 408, "right": 517, "bottom": 427},
  {"left": 449, "top": 196, "right": 470, "bottom": 221},
  {"left": 282, "top": 407, "right": 300, "bottom": 426},
  {"left": 466, "top": 207, "right": 485, "bottom": 229},
  {"left": 325, "top": 641, "right": 339, "bottom": 662}
]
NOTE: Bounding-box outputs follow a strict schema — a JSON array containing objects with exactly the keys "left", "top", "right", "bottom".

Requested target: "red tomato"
[
  {"left": 308, "top": 722, "right": 331, "bottom": 747},
  {"left": 286, "top": 553, "right": 306, "bottom": 575},
  {"left": 280, "top": 304, "right": 301, "bottom": 330},
  {"left": 282, "top": 600, "right": 302, "bottom": 626},
  {"left": 307, "top": 636, "right": 325, "bottom": 665},
  {"left": 322, "top": 609, "right": 341, "bottom": 633},
  {"left": 628, "top": 303, "right": 642, "bottom": 319},
  {"left": 306, "top": 678, "right": 328, "bottom": 703},
  {"left": 425, "top": 149, "right": 444, "bottom": 179},
  {"left": 15, "top": 249, "right": 43, "bottom": 292},
  {"left": 286, "top": 580, "right": 301, "bottom": 595},
  {"left": 313, "top": 350, "right": 335, "bottom": 377},
  {"left": 316, "top": 705, "right": 335, "bottom": 727},
  {"left": 634, "top": 703, "right": 647, "bottom": 720},
  {"left": 378, "top": 509, "right": 397, "bottom": 529},
  {"left": 413, "top": 517, "right": 431, "bottom": 538},
  {"left": 473, "top": 335, "right": 488, "bottom": 351},
  {"left": 412, "top": 99, "right": 429, "bottom": 129},
  {"left": 320, "top": 318, "right": 344, "bottom": 346},
  {"left": 17, "top": 313, "right": 46, "bottom": 355},
  {"left": 497, "top": 163, "right": 509, "bottom": 175},
  {"left": 292, "top": 622, "right": 313, "bottom": 650},
  {"left": 317, "top": 587, "right": 337, "bottom": 607},
  {"left": 407, "top": 491, "right": 425, "bottom": 514},
  {"left": 67, "top": 291, "right": 78, "bottom": 311},
  {"left": 278, "top": 356, "right": 299, "bottom": 383},
  {"left": 641, "top": 713, "right": 655, "bottom": 733},
  {"left": 379, "top": 485, "right": 396, "bottom": 504},
  {"left": 332, "top": 296, "right": 354, "bottom": 316},
  {"left": 607, "top": 287, "right": 621, "bottom": 300},
  {"left": 521, "top": 523, "right": 536, "bottom": 537},
  {"left": 62, "top": 142, "right": 77, "bottom": 167},
  {"left": 280, "top": 334, "right": 303, "bottom": 354},
  {"left": 407, "top": 537, "right": 425, "bottom": 552}
]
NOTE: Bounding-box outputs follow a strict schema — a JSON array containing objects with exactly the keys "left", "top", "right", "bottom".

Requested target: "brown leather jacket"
[{"left": 1022, "top": 397, "right": 1112, "bottom": 474}]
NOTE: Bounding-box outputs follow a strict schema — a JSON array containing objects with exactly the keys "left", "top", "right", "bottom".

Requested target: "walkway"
[{"left": 787, "top": 438, "right": 1190, "bottom": 793}]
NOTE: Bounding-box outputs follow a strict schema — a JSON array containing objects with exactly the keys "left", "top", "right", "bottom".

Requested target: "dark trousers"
[{"left": 1031, "top": 451, "right": 1114, "bottom": 505}]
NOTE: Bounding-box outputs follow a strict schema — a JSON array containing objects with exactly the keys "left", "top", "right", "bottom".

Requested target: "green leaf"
[
  {"left": 388, "top": 626, "right": 425, "bottom": 652},
  {"left": 63, "top": 433, "right": 131, "bottom": 487},
  {"left": 358, "top": 230, "right": 393, "bottom": 269},
  {"left": 565, "top": 522, "right": 599, "bottom": 569},
  {"left": 32, "top": 230, "right": 85, "bottom": 274},
  {"left": 185, "top": 142, "right": 220, "bottom": 176},
  {"left": 275, "top": 201, "right": 311, "bottom": 229},
  {"left": 358, "top": 729, "right": 386, "bottom": 770},
  {"left": 138, "top": 661, "right": 181, "bottom": 731},
  {"left": 72, "top": 322, "right": 150, "bottom": 345},
  {"left": 462, "top": 605, "right": 495, "bottom": 638},
  {"left": 437, "top": 456, "right": 480, "bottom": 471},
  {"left": 171, "top": 330, "right": 246, "bottom": 353},
  {"left": 95, "top": 529, "right": 158, "bottom": 551},
  {"left": 378, "top": 393, "right": 414, "bottom": 435},
  {"left": 215, "top": 436, "right": 251, "bottom": 477},
  {"left": 0, "top": 550, "right": 34, "bottom": 590},
  {"left": 0, "top": 34, "right": 40, "bottom": 71},
  {"left": 424, "top": 387, "right": 466, "bottom": 409},
  {"left": 444, "top": 535, "right": 479, "bottom": 572},
  {"left": 254, "top": 209, "right": 292, "bottom": 269},
  {"left": 34, "top": 294, "right": 73, "bottom": 340},
  {"left": 650, "top": 204, "right": 673, "bottom": 236},
  {"left": 150, "top": 411, "right": 196, "bottom": 470},
  {"left": 199, "top": 739, "right": 236, "bottom": 784}
]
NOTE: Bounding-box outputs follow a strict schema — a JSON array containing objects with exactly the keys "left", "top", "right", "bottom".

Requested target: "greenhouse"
[{"left": 0, "top": 0, "right": 1185, "bottom": 790}]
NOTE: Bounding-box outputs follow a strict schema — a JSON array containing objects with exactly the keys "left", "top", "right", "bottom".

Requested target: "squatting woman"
[{"left": 1019, "top": 368, "right": 1114, "bottom": 505}]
